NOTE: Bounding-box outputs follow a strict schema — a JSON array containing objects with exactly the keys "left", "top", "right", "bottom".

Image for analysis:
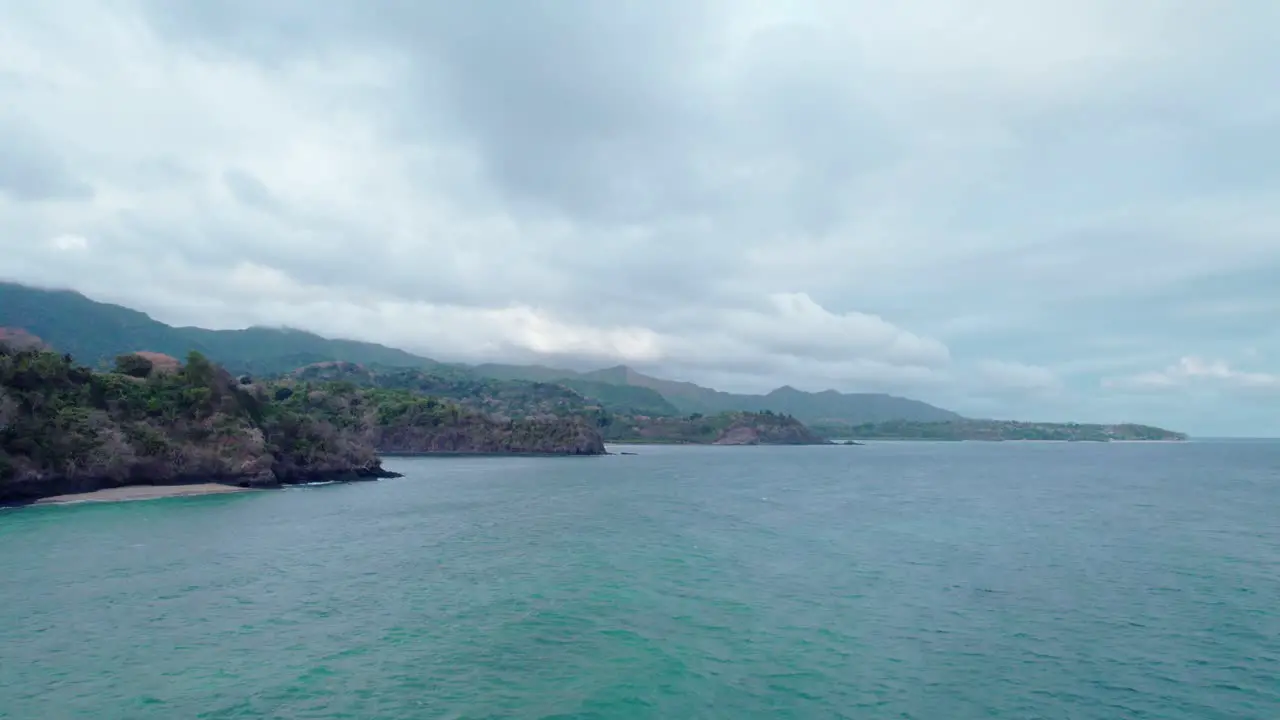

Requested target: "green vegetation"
[
  {"left": 457, "top": 364, "right": 681, "bottom": 416},
  {"left": 556, "top": 378, "right": 681, "bottom": 417},
  {"left": 815, "top": 419, "right": 1188, "bottom": 442},
  {"left": 605, "top": 410, "right": 829, "bottom": 445},
  {"left": 290, "top": 362, "right": 604, "bottom": 421},
  {"left": 285, "top": 363, "right": 827, "bottom": 445},
  {"left": 0, "top": 282, "right": 438, "bottom": 375},
  {"left": 0, "top": 346, "right": 605, "bottom": 504},
  {"left": 0, "top": 346, "right": 382, "bottom": 504},
  {"left": 274, "top": 377, "right": 605, "bottom": 456}
]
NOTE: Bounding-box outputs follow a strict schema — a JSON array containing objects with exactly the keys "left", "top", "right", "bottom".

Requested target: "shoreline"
[
  {"left": 5, "top": 466, "right": 402, "bottom": 508},
  {"left": 33, "top": 484, "right": 257, "bottom": 506}
]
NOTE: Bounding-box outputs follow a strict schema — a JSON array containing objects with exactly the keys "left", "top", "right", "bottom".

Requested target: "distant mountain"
[
  {"left": 754, "top": 385, "right": 960, "bottom": 425},
  {"left": 447, "top": 363, "right": 682, "bottom": 416},
  {"left": 3, "top": 281, "right": 958, "bottom": 424},
  {"left": 556, "top": 379, "right": 681, "bottom": 417},
  {"left": 0, "top": 282, "right": 438, "bottom": 375},
  {"left": 471, "top": 363, "right": 580, "bottom": 383},
  {"left": 473, "top": 362, "right": 960, "bottom": 425}
]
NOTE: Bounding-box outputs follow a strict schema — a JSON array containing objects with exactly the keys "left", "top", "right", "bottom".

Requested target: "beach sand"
[{"left": 34, "top": 483, "right": 256, "bottom": 505}]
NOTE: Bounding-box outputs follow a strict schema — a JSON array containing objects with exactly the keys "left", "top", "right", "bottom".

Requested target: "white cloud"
[
  {"left": 974, "top": 360, "right": 1062, "bottom": 395},
  {"left": 47, "top": 234, "right": 88, "bottom": 252},
  {"left": 1, "top": 0, "right": 1279, "bottom": 434},
  {"left": 1105, "top": 357, "right": 1280, "bottom": 392},
  {"left": 721, "top": 293, "right": 949, "bottom": 367}
]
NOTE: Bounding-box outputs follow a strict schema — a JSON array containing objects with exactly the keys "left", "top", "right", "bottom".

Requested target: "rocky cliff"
[
  {"left": 0, "top": 347, "right": 397, "bottom": 504},
  {"left": 0, "top": 346, "right": 605, "bottom": 505}
]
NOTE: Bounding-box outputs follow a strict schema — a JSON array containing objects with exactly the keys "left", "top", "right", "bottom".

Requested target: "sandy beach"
[{"left": 34, "top": 484, "right": 257, "bottom": 505}]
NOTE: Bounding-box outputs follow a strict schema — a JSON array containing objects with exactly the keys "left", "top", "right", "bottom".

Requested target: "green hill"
[
  {"left": 554, "top": 379, "right": 679, "bottom": 417},
  {"left": 472, "top": 362, "right": 961, "bottom": 425},
  {"left": 0, "top": 282, "right": 438, "bottom": 375},
  {"left": 2, "top": 282, "right": 962, "bottom": 425},
  {"left": 290, "top": 362, "right": 604, "bottom": 421},
  {"left": 467, "top": 364, "right": 680, "bottom": 416}
]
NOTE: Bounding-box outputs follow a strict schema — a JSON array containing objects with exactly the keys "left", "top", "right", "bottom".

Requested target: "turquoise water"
[{"left": 1, "top": 442, "right": 1278, "bottom": 719}]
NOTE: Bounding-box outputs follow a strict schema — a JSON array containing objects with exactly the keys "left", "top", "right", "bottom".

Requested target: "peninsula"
[
  {"left": 815, "top": 419, "right": 1188, "bottom": 442},
  {"left": 0, "top": 345, "right": 605, "bottom": 505}
]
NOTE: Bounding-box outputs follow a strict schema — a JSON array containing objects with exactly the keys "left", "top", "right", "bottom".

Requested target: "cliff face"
[{"left": 0, "top": 348, "right": 394, "bottom": 505}]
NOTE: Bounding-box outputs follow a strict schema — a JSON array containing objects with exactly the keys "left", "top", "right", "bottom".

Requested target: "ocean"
[{"left": 1, "top": 441, "right": 1277, "bottom": 718}]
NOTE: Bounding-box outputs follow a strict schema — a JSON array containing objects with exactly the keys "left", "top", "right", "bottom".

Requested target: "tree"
[{"left": 114, "top": 353, "right": 154, "bottom": 378}]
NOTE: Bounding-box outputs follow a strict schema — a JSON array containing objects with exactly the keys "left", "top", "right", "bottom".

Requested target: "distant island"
[{"left": 813, "top": 419, "right": 1187, "bottom": 442}]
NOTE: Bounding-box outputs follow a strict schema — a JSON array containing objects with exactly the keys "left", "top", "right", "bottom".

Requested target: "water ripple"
[{"left": 0, "top": 442, "right": 1278, "bottom": 718}]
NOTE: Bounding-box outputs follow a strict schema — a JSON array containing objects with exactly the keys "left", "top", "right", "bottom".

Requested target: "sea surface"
[{"left": 1, "top": 441, "right": 1278, "bottom": 719}]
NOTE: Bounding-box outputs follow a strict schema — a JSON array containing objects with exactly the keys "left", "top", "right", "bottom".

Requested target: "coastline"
[
  {"left": 7, "top": 466, "right": 403, "bottom": 508},
  {"left": 33, "top": 483, "right": 257, "bottom": 506}
]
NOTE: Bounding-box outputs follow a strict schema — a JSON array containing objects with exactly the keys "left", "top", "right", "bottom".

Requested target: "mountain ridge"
[
  {"left": 1, "top": 281, "right": 961, "bottom": 425},
  {"left": 476, "top": 362, "right": 960, "bottom": 425}
]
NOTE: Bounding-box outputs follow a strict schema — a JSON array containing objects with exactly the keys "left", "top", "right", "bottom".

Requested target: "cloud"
[
  {"left": 0, "top": 119, "right": 93, "bottom": 202},
  {"left": 47, "top": 234, "right": 89, "bottom": 252},
  {"left": 721, "top": 293, "right": 949, "bottom": 368},
  {"left": 0, "top": 0, "right": 1278, "bottom": 435},
  {"left": 222, "top": 169, "right": 283, "bottom": 214},
  {"left": 974, "top": 360, "right": 1062, "bottom": 395},
  {"left": 1105, "top": 357, "right": 1280, "bottom": 392}
]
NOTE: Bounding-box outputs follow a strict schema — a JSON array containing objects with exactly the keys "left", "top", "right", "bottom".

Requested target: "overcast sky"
[{"left": 1, "top": 1, "right": 1278, "bottom": 435}]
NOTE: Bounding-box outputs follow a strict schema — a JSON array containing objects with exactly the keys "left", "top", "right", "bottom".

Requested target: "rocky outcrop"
[
  {"left": 712, "top": 414, "right": 831, "bottom": 445},
  {"left": 130, "top": 351, "right": 182, "bottom": 375},
  {"left": 0, "top": 327, "right": 47, "bottom": 351},
  {"left": 0, "top": 348, "right": 402, "bottom": 506},
  {"left": 2, "top": 347, "right": 607, "bottom": 505}
]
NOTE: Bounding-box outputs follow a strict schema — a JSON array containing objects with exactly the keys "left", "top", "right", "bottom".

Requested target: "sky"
[{"left": 1, "top": 1, "right": 1278, "bottom": 436}]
